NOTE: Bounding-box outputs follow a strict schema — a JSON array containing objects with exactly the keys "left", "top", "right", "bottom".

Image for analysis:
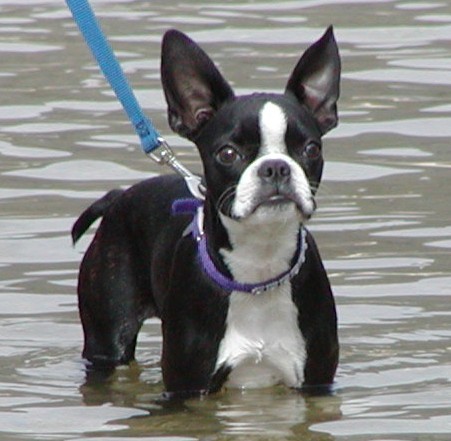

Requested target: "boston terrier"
[{"left": 72, "top": 27, "right": 340, "bottom": 398}]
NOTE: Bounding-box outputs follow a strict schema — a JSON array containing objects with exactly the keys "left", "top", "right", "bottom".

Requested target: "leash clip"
[{"left": 147, "top": 138, "right": 206, "bottom": 201}]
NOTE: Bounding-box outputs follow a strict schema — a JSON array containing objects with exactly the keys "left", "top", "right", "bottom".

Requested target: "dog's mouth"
[
  {"left": 257, "top": 194, "right": 295, "bottom": 209},
  {"left": 237, "top": 189, "right": 316, "bottom": 221},
  {"left": 217, "top": 181, "right": 316, "bottom": 221}
]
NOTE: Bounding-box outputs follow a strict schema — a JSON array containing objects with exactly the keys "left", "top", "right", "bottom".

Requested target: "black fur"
[{"left": 73, "top": 28, "right": 340, "bottom": 396}]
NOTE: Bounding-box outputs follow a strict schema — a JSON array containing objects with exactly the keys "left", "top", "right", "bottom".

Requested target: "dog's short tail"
[{"left": 71, "top": 189, "right": 124, "bottom": 245}]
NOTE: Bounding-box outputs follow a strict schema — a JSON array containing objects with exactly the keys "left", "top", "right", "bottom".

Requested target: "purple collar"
[{"left": 172, "top": 198, "right": 308, "bottom": 295}]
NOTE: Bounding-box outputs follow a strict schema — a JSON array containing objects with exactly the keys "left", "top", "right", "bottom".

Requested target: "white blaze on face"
[
  {"left": 259, "top": 101, "right": 288, "bottom": 156},
  {"left": 231, "top": 101, "right": 315, "bottom": 220}
]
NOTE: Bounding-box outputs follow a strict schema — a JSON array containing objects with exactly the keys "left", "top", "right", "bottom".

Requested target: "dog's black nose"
[{"left": 258, "top": 159, "right": 291, "bottom": 185}]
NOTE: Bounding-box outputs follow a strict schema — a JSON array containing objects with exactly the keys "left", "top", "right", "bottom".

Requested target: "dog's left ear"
[
  {"left": 285, "top": 26, "right": 341, "bottom": 135},
  {"left": 161, "top": 30, "right": 235, "bottom": 140}
]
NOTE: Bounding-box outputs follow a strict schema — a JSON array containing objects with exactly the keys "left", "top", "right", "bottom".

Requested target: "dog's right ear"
[{"left": 161, "top": 30, "right": 235, "bottom": 140}]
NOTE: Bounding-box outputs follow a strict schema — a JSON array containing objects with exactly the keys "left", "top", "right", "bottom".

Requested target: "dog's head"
[{"left": 161, "top": 28, "right": 340, "bottom": 224}]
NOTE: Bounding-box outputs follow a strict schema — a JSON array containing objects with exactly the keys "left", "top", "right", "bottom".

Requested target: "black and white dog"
[{"left": 72, "top": 27, "right": 340, "bottom": 398}]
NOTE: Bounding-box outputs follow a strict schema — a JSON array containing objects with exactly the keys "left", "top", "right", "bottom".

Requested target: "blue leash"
[{"left": 65, "top": 0, "right": 204, "bottom": 199}]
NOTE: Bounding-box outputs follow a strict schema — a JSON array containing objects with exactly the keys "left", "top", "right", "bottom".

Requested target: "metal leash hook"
[{"left": 148, "top": 138, "right": 206, "bottom": 201}]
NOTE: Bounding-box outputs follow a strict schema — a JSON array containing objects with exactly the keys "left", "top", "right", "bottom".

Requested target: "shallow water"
[{"left": 1, "top": 0, "right": 450, "bottom": 440}]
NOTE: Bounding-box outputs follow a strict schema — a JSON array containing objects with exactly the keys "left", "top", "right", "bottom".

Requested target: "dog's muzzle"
[{"left": 231, "top": 155, "right": 316, "bottom": 220}]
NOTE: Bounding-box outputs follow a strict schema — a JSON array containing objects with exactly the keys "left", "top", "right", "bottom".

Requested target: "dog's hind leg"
[{"left": 77, "top": 223, "right": 156, "bottom": 369}]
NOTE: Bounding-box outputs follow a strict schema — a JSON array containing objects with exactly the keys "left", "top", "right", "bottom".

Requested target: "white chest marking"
[{"left": 216, "top": 285, "right": 305, "bottom": 389}]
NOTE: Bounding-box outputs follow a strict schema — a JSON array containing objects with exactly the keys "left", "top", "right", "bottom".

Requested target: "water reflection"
[
  {"left": 0, "top": 404, "right": 146, "bottom": 436},
  {"left": 81, "top": 374, "right": 343, "bottom": 440}
]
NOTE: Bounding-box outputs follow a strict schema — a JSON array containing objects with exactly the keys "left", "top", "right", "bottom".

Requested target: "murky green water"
[{"left": 0, "top": 0, "right": 450, "bottom": 439}]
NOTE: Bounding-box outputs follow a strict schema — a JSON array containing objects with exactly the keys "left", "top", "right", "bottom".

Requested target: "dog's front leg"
[
  {"left": 292, "top": 233, "right": 339, "bottom": 392},
  {"left": 160, "top": 240, "right": 229, "bottom": 397},
  {"left": 160, "top": 321, "right": 221, "bottom": 398},
  {"left": 160, "top": 309, "right": 228, "bottom": 397}
]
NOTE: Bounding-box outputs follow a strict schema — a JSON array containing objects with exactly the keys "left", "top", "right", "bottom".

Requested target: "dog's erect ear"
[
  {"left": 161, "top": 30, "right": 235, "bottom": 140},
  {"left": 285, "top": 26, "right": 341, "bottom": 135}
]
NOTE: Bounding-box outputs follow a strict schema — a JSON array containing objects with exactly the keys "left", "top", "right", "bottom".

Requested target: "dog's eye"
[
  {"left": 216, "top": 145, "right": 241, "bottom": 166},
  {"left": 304, "top": 143, "right": 322, "bottom": 160}
]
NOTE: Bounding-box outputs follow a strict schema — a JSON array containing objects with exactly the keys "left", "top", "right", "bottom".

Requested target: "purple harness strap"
[{"left": 172, "top": 199, "right": 307, "bottom": 295}]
